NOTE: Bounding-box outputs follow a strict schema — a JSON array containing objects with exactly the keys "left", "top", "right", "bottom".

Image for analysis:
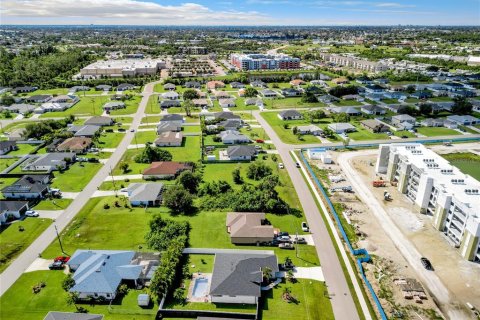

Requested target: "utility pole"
[
  {"left": 134, "top": 133, "right": 139, "bottom": 149},
  {"left": 55, "top": 225, "right": 65, "bottom": 255},
  {"left": 110, "top": 165, "right": 117, "bottom": 197}
]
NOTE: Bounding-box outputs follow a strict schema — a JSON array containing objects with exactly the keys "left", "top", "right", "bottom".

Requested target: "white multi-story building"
[
  {"left": 230, "top": 53, "right": 300, "bottom": 70},
  {"left": 320, "top": 53, "right": 388, "bottom": 73},
  {"left": 376, "top": 143, "right": 480, "bottom": 262},
  {"left": 80, "top": 59, "right": 165, "bottom": 78}
]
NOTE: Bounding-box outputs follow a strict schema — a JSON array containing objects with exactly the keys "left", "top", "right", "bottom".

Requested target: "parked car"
[
  {"left": 255, "top": 145, "right": 262, "bottom": 150},
  {"left": 48, "top": 260, "right": 64, "bottom": 270},
  {"left": 25, "top": 210, "right": 39, "bottom": 217},
  {"left": 276, "top": 235, "right": 291, "bottom": 243},
  {"left": 278, "top": 163, "right": 284, "bottom": 169},
  {"left": 277, "top": 231, "right": 289, "bottom": 237},
  {"left": 279, "top": 243, "right": 295, "bottom": 250},
  {"left": 54, "top": 256, "right": 70, "bottom": 263},
  {"left": 301, "top": 221, "right": 309, "bottom": 232},
  {"left": 401, "top": 135, "right": 408, "bottom": 139},
  {"left": 420, "top": 257, "right": 434, "bottom": 271},
  {"left": 255, "top": 139, "right": 264, "bottom": 143},
  {"left": 118, "top": 128, "right": 126, "bottom": 132},
  {"left": 292, "top": 237, "right": 307, "bottom": 244},
  {"left": 130, "top": 129, "right": 135, "bottom": 132},
  {"left": 295, "top": 162, "right": 301, "bottom": 168}
]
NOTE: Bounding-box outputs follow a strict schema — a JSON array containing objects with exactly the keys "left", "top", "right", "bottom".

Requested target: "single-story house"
[
  {"left": 278, "top": 109, "right": 303, "bottom": 120},
  {"left": 317, "top": 94, "right": 340, "bottom": 104},
  {"left": 56, "top": 137, "right": 92, "bottom": 153},
  {"left": 162, "top": 91, "right": 179, "bottom": 100},
  {"left": 290, "top": 79, "right": 306, "bottom": 86},
  {"left": 330, "top": 106, "right": 361, "bottom": 116},
  {"left": 192, "top": 99, "right": 209, "bottom": 108},
  {"left": 84, "top": 116, "right": 114, "bottom": 126},
  {"left": 245, "top": 98, "right": 260, "bottom": 106},
  {"left": 410, "top": 91, "right": 433, "bottom": 99},
  {"left": 384, "top": 104, "right": 406, "bottom": 114},
  {"left": 297, "top": 125, "right": 323, "bottom": 136},
  {"left": 0, "top": 201, "right": 30, "bottom": 225},
  {"left": 0, "top": 141, "right": 18, "bottom": 155},
  {"left": 157, "top": 122, "right": 182, "bottom": 134},
  {"left": 218, "top": 119, "right": 242, "bottom": 130},
  {"left": 184, "top": 81, "right": 201, "bottom": 89},
  {"left": 446, "top": 115, "right": 480, "bottom": 126},
  {"left": 51, "top": 95, "right": 79, "bottom": 104},
  {"left": 250, "top": 80, "right": 266, "bottom": 88},
  {"left": 43, "top": 312, "right": 104, "bottom": 320},
  {"left": 356, "top": 77, "right": 373, "bottom": 85},
  {"left": 209, "top": 252, "right": 279, "bottom": 304},
  {"left": 214, "top": 91, "right": 231, "bottom": 100},
  {"left": 103, "top": 102, "right": 126, "bottom": 111},
  {"left": 1, "top": 175, "right": 50, "bottom": 200},
  {"left": 361, "top": 119, "right": 390, "bottom": 133},
  {"left": 342, "top": 94, "right": 363, "bottom": 101},
  {"left": 383, "top": 91, "right": 407, "bottom": 100},
  {"left": 226, "top": 212, "right": 275, "bottom": 245},
  {"left": 67, "top": 250, "right": 156, "bottom": 300},
  {"left": 126, "top": 183, "right": 164, "bottom": 207},
  {"left": 23, "top": 153, "right": 76, "bottom": 172},
  {"left": 12, "top": 86, "right": 37, "bottom": 94},
  {"left": 364, "top": 84, "right": 385, "bottom": 94},
  {"left": 281, "top": 88, "right": 302, "bottom": 97},
  {"left": 142, "top": 162, "right": 192, "bottom": 179},
  {"left": 328, "top": 123, "right": 357, "bottom": 134},
  {"left": 25, "top": 95, "right": 52, "bottom": 104},
  {"left": 96, "top": 85, "right": 112, "bottom": 91},
  {"left": 420, "top": 118, "right": 446, "bottom": 127},
  {"left": 361, "top": 105, "right": 385, "bottom": 115},
  {"left": 218, "top": 130, "right": 250, "bottom": 144},
  {"left": 160, "top": 100, "right": 181, "bottom": 108},
  {"left": 226, "top": 145, "right": 256, "bottom": 161},
  {"left": 163, "top": 83, "right": 176, "bottom": 91},
  {"left": 154, "top": 131, "right": 183, "bottom": 147},
  {"left": 46, "top": 138, "right": 64, "bottom": 152},
  {"left": 230, "top": 82, "right": 245, "bottom": 89},
  {"left": 260, "top": 89, "right": 277, "bottom": 98},
  {"left": 332, "top": 77, "right": 349, "bottom": 85},
  {"left": 219, "top": 98, "right": 236, "bottom": 108},
  {"left": 72, "top": 125, "right": 101, "bottom": 138},
  {"left": 70, "top": 86, "right": 90, "bottom": 93},
  {"left": 212, "top": 111, "right": 241, "bottom": 121},
  {"left": 7, "top": 103, "right": 36, "bottom": 115},
  {"left": 206, "top": 81, "right": 225, "bottom": 90},
  {"left": 160, "top": 114, "right": 184, "bottom": 123},
  {"left": 392, "top": 114, "right": 416, "bottom": 127},
  {"left": 434, "top": 101, "right": 454, "bottom": 112},
  {"left": 117, "top": 83, "right": 135, "bottom": 91}
]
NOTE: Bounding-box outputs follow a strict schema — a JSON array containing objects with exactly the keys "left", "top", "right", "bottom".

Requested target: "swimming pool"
[{"left": 192, "top": 278, "right": 209, "bottom": 297}]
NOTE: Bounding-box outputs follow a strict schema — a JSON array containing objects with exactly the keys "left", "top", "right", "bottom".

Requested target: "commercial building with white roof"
[
  {"left": 80, "top": 59, "right": 165, "bottom": 78},
  {"left": 375, "top": 143, "right": 480, "bottom": 262}
]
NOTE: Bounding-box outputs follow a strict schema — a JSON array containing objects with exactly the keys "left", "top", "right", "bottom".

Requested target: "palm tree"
[
  {"left": 262, "top": 266, "right": 273, "bottom": 282},
  {"left": 66, "top": 291, "right": 80, "bottom": 311}
]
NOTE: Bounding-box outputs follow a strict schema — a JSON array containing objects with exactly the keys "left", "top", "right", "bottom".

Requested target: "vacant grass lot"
[
  {"left": 8, "top": 144, "right": 38, "bottom": 156},
  {"left": 261, "top": 112, "right": 323, "bottom": 144},
  {"left": 0, "top": 270, "right": 157, "bottom": 320},
  {"left": 263, "top": 97, "right": 323, "bottom": 110},
  {"left": 108, "top": 95, "right": 142, "bottom": 115},
  {"left": 332, "top": 99, "right": 363, "bottom": 106},
  {"left": 113, "top": 136, "right": 201, "bottom": 175},
  {"left": 348, "top": 122, "right": 389, "bottom": 141},
  {"left": 50, "top": 162, "right": 102, "bottom": 192},
  {"left": 96, "top": 131, "right": 125, "bottom": 149},
  {"left": 30, "top": 88, "right": 69, "bottom": 95},
  {"left": 416, "top": 127, "right": 461, "bottom": 137},
  {"left": 0, "top": 158, "right": 19, "bottom": 171},
  {"left": 39, "top": 96, "right": 110, "bottom": 118},
  {"left": 442, "top": 152, "right": 480, "bottom": 180},
  {"left": 33, "top": 199, "right": 73, "bottom": 210},
  {"left": 0, "top": 218, "right": 52, "bottom": 273},
  {"left": 393, "top": 130, "right": 415, "bottom": 138}
]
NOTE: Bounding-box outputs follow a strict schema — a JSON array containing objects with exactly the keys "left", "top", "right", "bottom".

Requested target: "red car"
[
  {"left": 255, "top": 139, "right": 264, "bottom": 143},
  {"left": 54, "top": 256, "right": 70, "bottom": 263}
]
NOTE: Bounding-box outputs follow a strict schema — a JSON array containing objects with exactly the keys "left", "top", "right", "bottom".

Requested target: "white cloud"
[
  {"left": 374, "top": 2, "right": 416, "bottom": 8},
  {"left": 1, "top": 0, "right": 272, "bottom": 25}
]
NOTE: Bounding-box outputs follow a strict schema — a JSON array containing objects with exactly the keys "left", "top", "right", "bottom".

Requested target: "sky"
[{"left": 1, "top": 0, "right": 479, "bottom": 26}]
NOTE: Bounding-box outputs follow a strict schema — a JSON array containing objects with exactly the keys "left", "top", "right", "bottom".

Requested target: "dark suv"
[{"left": 420, "top": 257, "right": 433, "bottom": 271}]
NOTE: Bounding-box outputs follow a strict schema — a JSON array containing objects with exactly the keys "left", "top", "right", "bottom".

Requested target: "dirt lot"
[{"left": 308, "top": 144, "right": 480, "bottom": 320}]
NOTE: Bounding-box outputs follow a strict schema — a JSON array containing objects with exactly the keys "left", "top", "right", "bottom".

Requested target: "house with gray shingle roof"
[
  {"left": 330, "top": 106, "right": 361, "bottom": 116},
  {"left": 218, "top": 130, "right": 250, "bottom": 144},
  {"left": 226, "top": 212, "right": 275, "bottom": 244},
  {"left": 0, "top": 201, "right": 30, "bottom": 225},
  {"left": 209, "top": 252, "right": 279, "bottom": 304},
  {"left": 84, "top": 116, "right": 114, "bottom": 126},
  {"left": 226, "top": 145, "right": 256, "bottom": 161},
  {"left": 1, "top": 175, "right": 50, "bottom": 200},
  {"left": 278, "top": 109, "right": 303, "bottom": 120},
  {"left": 23, "top": 153, "right": 76, "bottom": 172},
  {"left": 73, "top": 125, "right": 101, "bottom": 137},
  {"left": 125, "top": 183, "right": 163, "bottom": 207},
  {"left": 157, "top": 122, "right": 182, "bottom": 134},
  {"left": 327, "top": 123, "right": 356, "bottom": 134}
]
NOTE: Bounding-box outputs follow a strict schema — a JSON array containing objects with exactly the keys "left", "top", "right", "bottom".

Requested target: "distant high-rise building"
[{"left": 230, "top": 53, "right": 300, "bottom": 70}]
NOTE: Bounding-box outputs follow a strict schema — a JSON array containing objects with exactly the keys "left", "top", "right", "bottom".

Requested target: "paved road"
[
  {"left": 0, "top": 80, "right": 162, "bottom": 297},
  {"left": 253, "top": 111, "right": 364, "bottom": 320}
]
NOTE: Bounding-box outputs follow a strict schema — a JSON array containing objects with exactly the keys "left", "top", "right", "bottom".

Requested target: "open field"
[
  {"left": 263, "top": 97, "right": 323, "bottom": 110},
  {"left": 441, "top": 152, "right": 480, "bottom": 180},
  {"left": 416, "top": 127, "right": 461, "bottom": 137},
  {"left": 261, "top": 111, "right": 325, "bottom": 144},
  {"left": 0, "top": 218, "right": 52, "bottom": 273},
  {"left": 33, "top": 199, "right": 73, "bottom": 210}
]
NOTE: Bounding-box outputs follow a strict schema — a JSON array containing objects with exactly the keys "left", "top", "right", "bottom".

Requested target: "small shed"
[{"left": 137, "top": 294, "right": 150, "bottom": 307}]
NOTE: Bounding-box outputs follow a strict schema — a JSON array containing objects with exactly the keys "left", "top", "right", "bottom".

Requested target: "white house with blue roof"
[{"left": 67, "top": 250, "right": 156, "bottom": 300}]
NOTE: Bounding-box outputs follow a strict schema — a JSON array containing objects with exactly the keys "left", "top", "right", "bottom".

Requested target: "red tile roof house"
[
  {"left": 207, "top": 81, "right": 225, "bottom": 90},
  {"left": 142, "top": 161, "right": 192, "bottom": 180}
]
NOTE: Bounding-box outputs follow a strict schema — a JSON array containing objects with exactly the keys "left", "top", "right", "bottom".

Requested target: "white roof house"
[{"left": 328, "top": 123, "right": 356, "bottom": 134}]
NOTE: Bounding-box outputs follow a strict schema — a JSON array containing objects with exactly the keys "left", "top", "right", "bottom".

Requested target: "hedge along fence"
[{"left": 299, "top": 150, "right": 387, "bottom": 320}]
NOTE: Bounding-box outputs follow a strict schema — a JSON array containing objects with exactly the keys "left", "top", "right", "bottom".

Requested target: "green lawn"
[
  {"left": 261, "top": 279, "right": 334, "bottom": 320},
  {"left": 393, "top": 130, "right": 415, "bottom": 138},
  {"left": 0, "top": 218, "right": 52, "bottom": 273},
  {"left": 380, "top": 98, "right": 399, "bottom": 104},
  {"left": 39, "top": 96, "right": 111, "bottom": 118},
  {"left": 96, "top": 131, "right": 125, "bottom": 148},
  {"left": 261, "top": 112, "right": 324, "bottom": 144},
  {"left": 31, "top": 88, "right": 69, "bottom": 95},
  {"left": 348, "top": 123, "right": 389, "bottom": 141},
  {"left": 263, "top": 97, "right": 324, "bottom": 110},
  {"left": 50, "top": 162, "right": 102, "bottom": 192},
  {"left": 332, "top": 99, "right": 363, "bottom": 106},
  {"left": 0, "top": 270, "right": 157, "bottom": 320},
  {"left": 429, "top": 97, "right": 453, "bottom": 102},
  {"left": 8, "top": 144, "right": 38, "bottom": 156},
  {"left": 109, "top": 95, "right": 142, "bottom": 115},
  {"left": 416, "top": 127, "right": 461, "bottom": 137},
  {"left": 442, "top": 152, "right": 480, "bottom": 180},
  {"left": 33, "top": 199, "right": 73, "bottom": 210},
  {"left": 0, "top": 158, "right": 20, "bottom": 171}
]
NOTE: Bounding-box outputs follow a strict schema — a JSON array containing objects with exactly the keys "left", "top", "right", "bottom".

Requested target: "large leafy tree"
[
  {"left": 162, "top": 186, "right": 194, "bottom": 215},
  {"left": 134, "top": 144, "right": 172, "bottom": 163}
]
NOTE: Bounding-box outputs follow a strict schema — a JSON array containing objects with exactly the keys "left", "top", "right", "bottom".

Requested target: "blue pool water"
[{"left": 192, "top": 278, "right": 209, "bottom": 297}]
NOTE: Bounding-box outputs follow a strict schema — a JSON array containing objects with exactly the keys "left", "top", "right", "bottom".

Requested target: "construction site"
[{"left": 304, "top": 143, "right": 480, "bottom": 320}]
